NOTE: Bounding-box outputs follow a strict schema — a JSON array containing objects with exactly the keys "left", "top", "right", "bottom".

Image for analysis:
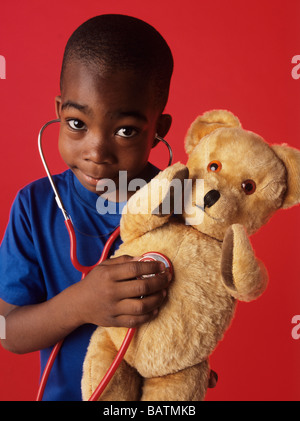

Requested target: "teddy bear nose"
[{"left": 204, "top": 190, "right": 220, "bottom": 208}]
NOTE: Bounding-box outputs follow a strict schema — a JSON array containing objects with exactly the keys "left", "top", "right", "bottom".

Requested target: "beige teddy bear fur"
[{"left": 81, "top": 110, "right": 300, "bottom": 401}]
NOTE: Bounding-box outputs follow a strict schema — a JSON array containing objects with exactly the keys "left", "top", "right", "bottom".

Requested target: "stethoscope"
[{"left": 36, "top": 118, "right": 173, "bottom": 401}]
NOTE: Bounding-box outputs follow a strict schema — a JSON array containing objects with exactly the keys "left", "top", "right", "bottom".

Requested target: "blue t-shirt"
[{"left": 0, "top": 164, "right": 159, "bottom": 400}]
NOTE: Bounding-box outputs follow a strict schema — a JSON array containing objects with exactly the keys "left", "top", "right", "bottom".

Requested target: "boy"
[{"left": 0, "top": 14, "right": 216, "bottom": 400}]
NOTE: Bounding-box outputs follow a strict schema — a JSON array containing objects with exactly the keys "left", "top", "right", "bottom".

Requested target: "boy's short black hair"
[{"left": 60, "top": 14, "right": 174, "bottom": 111}]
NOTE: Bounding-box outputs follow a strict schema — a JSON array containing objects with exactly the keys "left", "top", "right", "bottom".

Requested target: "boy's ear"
[
  {"left": 55, "top": 95, "right": 62, "bottom": 119},
  {"left": 152, "top": 114, "right": 172, "bottom": 147}
]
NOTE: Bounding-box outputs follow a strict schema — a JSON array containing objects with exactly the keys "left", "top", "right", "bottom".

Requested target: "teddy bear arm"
[
  {"left": 120, "top": 163, "right": 189, "bottom": 242},
  {"left": 221, "top": 224, "right": 268, "bottom": 302}
]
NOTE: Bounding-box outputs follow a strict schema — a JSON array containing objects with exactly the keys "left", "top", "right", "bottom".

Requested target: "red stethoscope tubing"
[
  {"left": 36, "top": 222, "right": 136, "bottom": 401},
  {"left": 88, "top": 327, "right": 136, "bottom": 401}
]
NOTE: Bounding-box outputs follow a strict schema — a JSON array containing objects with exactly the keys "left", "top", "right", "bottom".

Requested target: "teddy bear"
[{"left": 81, "top": 109, "right": 300, "bottom": 401}]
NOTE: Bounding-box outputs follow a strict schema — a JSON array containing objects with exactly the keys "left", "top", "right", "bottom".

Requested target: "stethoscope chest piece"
[{"left": 139, "top": 252, "right": 173, "bottom": 276}]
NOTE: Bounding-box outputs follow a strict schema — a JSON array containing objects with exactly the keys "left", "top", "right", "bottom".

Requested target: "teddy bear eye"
[
  {"left": 207, "top": 161, "right": 222, "bottom": 172},
  {"left": 241, "top": 179, "right": 256, "bottom": 195}
]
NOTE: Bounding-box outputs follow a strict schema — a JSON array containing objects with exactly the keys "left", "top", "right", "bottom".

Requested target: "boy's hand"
[{"left": 76, "top": 255, "right": 172, "bottom": 328}]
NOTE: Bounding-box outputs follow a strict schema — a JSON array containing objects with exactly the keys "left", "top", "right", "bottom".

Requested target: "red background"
[{"left": 0, "top": 0, "right": 300, "bottom": 401}]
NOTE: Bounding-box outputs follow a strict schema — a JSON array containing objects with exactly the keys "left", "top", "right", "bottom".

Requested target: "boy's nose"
[{"left": 83, "top": 135, "right": 113, "bottom": 164}]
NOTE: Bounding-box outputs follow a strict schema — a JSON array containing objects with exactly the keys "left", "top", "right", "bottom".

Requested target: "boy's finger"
[
  {"left": 100, "top": 254, "right": 136, "bottom": 265},
  {"left": 99, "top": 259, "right": 167, "bottom": 281},
  {"left": 114, "top": 290, "right": 167, "bottom": 318},
  {"left": 114, "top": 308, "right": 160, "bottom": 329},
  {"left": 208, "top": 370, "right": 218, "bottom": 388},
  {"left": 114, "top": 269, "right": 172, "bottom": 300}
]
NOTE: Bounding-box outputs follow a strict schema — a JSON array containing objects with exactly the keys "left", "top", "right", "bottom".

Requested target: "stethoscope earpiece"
[{"left": 154, "top": 133, "right": 173, "bottom": 167}]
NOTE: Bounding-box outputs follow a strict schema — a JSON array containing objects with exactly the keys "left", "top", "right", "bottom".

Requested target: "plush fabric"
[{"left": 82, "top": 110, "right": 300, "bottom": 401}]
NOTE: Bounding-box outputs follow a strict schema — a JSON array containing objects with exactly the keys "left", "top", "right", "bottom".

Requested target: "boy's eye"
[
  {"left": 67, "top": 119, "right": 86, "bottom": 131},
  {"left": 116, "top": 127, "right": 138, "bottom": 138}
]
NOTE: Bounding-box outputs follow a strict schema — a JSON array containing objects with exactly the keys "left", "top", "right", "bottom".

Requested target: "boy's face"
[{"left": 55, "top": 62, "right": 171, "bottom": 199}]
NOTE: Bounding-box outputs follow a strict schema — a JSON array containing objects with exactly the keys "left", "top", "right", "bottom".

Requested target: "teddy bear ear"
[
  {"left": 271, "top": 144, "right": 300, "bottom": 209},
  {"left": 185, "top": 109, "right": 241, "bottom": 154}
]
